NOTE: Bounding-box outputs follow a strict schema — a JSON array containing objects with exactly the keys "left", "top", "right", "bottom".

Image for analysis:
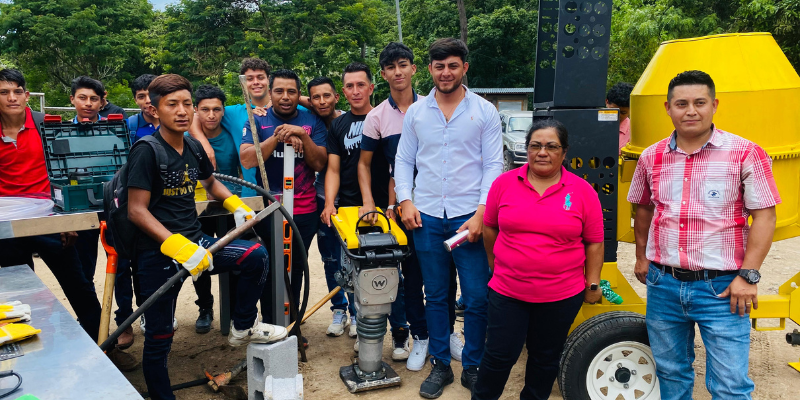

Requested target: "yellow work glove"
[
  {"left": 160, "top": 234, "right": 213, "bottom": 281},
  {"left": 223, "top": 195, "right": 256, "bottom": 228},
  {"left": 0, "top": 302, "right": 31, "bottom": 322},
  {"left": 0, "top": 323, "right": 41, "bottom": 345}
]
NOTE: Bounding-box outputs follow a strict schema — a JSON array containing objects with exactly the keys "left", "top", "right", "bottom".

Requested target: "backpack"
[{"left": 103, "top": 135, "right": 204, "bottom": 259}]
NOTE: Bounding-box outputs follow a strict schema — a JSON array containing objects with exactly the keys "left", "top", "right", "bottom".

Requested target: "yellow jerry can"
[{"left": 618, "top": 32, "right": 800, "bottom": 242}]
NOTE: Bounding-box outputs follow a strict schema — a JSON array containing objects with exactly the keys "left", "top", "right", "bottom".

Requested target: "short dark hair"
[
  {"left": 269, "top": 69, "right": 301, "bottom": 92},
  {"left": 525, "top": 119, "right": 569, "bottom": 151},
  {"left": 240, "top": 58, "right": 271, "bottom": 76},
  {"left": 307, "top": 76, "right": 336, "bottom": 94},
  {"left": 429, "top": 38, "right": 468, "bottom": 63},
  {"left": 0, "top": 69, "right": 26, "bottom": 90},
  {"left": 148, "top": 74, "right": 193, "bottom": 109},
  {"left": 606, "top": 82, "right": 634, "bottom": 107},
  {"left": 379, "top": 42, "right": 414, "bottom": 69},
  {"left": 131, "top": 74, "right": 157, "bottom": 96},
  {"left": 343, "top": 62, "right": 372, "bottom": 83},
  {"left": 71, "top": 76, "right": 105, "bottom": 98},
  {"left": 194, "top": 84, "right": 226, "bottom": 107},
  {"left": 667, "top": 70, "right": 715, "bottom": 102}
]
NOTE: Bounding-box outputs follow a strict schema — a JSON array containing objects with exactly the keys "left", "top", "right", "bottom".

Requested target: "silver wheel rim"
[{"left": 585, "top": 341, "right": 660, "bottom": 400}]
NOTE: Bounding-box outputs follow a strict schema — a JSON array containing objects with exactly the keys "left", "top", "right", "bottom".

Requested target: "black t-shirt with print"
[
  {"left": 327, "top": 111, "right": 390, "bottom": 208},
  {"left": 126, "top": 131, "right": 214, "bottom": 250}
]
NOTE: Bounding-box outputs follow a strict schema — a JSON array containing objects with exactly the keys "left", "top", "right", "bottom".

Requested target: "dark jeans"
[
  {"left": 316, "top": 197, "right": 354, "bottom": 315},
  {"left": 414, "top": 212, "right": 490, "bottom": 367},
  {"left": 137, "top": 234, "right": 269, "bottom": 400},
  {"left": 76, "top": 228, "right": 100, "bottom": 284},
  {"left": 473, "top": 289, "right": 584, "bottom": 400},
  {"left": 0, "top": 234, "right": 102, "bottom": 342},
  {"left": 396, "top": 212, "right": 431, "bottom": 340},
  {"left": 114, "top": 257, "right": 142, "bottom": 326}
]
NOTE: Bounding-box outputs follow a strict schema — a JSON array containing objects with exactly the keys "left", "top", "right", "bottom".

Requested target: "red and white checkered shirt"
[{"left": 627, "top": 126, "right": 781, "bottom": 271}]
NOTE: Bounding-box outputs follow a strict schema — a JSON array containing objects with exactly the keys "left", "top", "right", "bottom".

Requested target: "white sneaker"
[
  {"left": 353, "top": 339, "right": 359, "bottom": 353},
  {"left": 228, "top": 319, "right": 288, "bottom": 347},
  {"left": 139, "top": 316, "right": 178, "bottom": 333},
  {"left": 450, "top": 332, "right": 464, "bottom": 362},
  {"left": 406, "top": 335, "right": 429, "bottom": 371},
  {"left": 392, "top": 330, "right": 410, "bottom": 361},
  {"left": 348, "top": 315, "right": 357, "bottom": 338},
  {"left": 326, "top": 310, "right": 349, "bottom": 337}
]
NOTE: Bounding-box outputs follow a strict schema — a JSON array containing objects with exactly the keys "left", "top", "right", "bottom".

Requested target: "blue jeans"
[
  {"left": 396, "top": 212, "right": 430, "bottom": 340},
  {"left": 316, "top": 197, "right": 355, "bottom": 316},
  {"left": 646, "top": 263, "right": 754, "bottom": 400},
  {"left": 137, "top": 235, "right": 269, "bottom": 400},
  {"left": 414, "top": 212, "right": 491, "bottom": 367}
]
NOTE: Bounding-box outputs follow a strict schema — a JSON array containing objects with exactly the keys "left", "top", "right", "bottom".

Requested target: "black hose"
[
  {"left": 100, "top": 173, "right": 311, "bottom": 350},
  {"left": 214, "top": 173, "right": 310, "bottom": 339}
]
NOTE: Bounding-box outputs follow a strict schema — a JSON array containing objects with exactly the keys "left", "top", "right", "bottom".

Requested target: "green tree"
[{"left": 0, "top": 0, "right": 153, "bottom": 87}]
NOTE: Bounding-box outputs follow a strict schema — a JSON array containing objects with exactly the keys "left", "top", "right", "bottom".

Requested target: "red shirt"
[
  {"left": 627, "top": 127, "right": 781, "bottom": 271},
  {"left": 484, "top": 165, "right": 605, "bottom": 303},
  {"left": 0, "top": 107, "right": 50, "bottom": 198}
]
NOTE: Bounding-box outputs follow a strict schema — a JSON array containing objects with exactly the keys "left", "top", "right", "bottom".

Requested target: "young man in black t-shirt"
[
  {"left": 126, "top": 74, "right": 287, "bottom": 400},
  {"left": 319, "top": 62, "right": 411, "bottom": 361}
]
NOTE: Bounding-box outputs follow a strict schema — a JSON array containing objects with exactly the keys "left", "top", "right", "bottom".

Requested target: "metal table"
[{"left": 0, "top": 265, "right": 142, "bottom": 399}]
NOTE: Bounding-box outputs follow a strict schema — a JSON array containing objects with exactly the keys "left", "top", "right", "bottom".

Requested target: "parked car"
[{"left": 499, "top": 110, "right": 533, "bottom": 171}]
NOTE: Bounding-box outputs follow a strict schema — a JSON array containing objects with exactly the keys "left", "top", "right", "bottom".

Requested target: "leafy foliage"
[{"left": 0, "top": 0, "right": 798, "bottom": 110}]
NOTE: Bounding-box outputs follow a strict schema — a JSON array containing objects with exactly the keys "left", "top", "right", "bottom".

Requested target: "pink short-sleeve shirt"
[{"left": 484, "top": 165, "right": 605, "bottom": 303}]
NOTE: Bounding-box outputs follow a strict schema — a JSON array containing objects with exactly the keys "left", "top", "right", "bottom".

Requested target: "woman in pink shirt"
[{"left": 472, "top": 119, "right": 605, "bottom": 400}]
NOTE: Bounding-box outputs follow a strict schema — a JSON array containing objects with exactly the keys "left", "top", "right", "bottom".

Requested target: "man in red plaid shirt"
[{"left": 628, "top": 70, "right": 780, "bottom": 399}]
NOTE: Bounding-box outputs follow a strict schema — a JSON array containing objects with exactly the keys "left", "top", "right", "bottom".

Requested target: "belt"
[{"left": 652, "top": 262, "right": 738, "bottom": 282}]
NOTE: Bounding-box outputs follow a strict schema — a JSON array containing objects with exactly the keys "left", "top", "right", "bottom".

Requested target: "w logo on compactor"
[{"left": 371, "top": 275, "right": 388, "bottom": 290}]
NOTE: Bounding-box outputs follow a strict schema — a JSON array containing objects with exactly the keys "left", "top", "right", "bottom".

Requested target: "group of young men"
[{"left": 0, "top": 35, "right": 777, "bottom": 400}]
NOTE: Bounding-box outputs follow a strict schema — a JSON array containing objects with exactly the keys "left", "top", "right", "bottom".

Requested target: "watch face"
[{"left": 748, "top": 270, "right": 760, "bottom": 284}]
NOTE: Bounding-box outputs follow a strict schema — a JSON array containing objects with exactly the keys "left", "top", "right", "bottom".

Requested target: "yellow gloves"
[
  {"left": 0, "top": 302, "right": 31, "bottom": 322},
  {"left": 223, "top": 195, "right": 256, "bottom": 228},
  {"left": 160, "top": 234, "right": 213, "bottom": 281},
  {"left": 0, "top": 323, "right": 41, "bottom": 345}
]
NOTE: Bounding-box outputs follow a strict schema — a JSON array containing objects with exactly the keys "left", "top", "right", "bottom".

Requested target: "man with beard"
[
  {"left": 240, "top": 69, "right": 328, "bottom": 340},
  {"left": 395, "top": 38, "right": 503, "bottom": 398}
]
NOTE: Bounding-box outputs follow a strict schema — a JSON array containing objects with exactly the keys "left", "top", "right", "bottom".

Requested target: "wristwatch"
[
  {"left": 738, "top": 269, "right": 761, "bottom": 284},
  {"left": 387, "top": 205, "right": 396, "bottom": 211},
  {"left": 587, "top": 283, "right": 598, "bottom": 291}
]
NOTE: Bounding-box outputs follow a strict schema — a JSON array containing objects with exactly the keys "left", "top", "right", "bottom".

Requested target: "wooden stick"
[{"left": 286, "top": 286, "right": 342, "bottom": 331}]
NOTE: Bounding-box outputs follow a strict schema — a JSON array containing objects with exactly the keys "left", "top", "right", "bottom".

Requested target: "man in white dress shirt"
[{"left": 394, "top": 37, "right": 503, "bottom": 398}]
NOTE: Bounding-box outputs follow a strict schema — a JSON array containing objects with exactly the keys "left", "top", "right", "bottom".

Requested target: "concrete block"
[
  {"left": 264, "top": 374, "right": 304, "bottom": 400},
  {"left": 248, "top": 336, "right": 299, "bottom": 400}
]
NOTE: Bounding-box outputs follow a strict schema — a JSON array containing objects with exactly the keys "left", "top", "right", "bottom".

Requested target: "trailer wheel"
[{"left": 558, "top": 311, "right": 660, "bottom": 400}]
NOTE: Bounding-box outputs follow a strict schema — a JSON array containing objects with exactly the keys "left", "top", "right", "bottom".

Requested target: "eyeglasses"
[{"left": 528, "top": 143, "right": 563, "bottom": 152}]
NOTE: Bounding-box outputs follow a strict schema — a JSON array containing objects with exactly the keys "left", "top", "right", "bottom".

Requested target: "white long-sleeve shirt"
[{"left": 394, "top": 86, "right": 503, "bottom": 218}]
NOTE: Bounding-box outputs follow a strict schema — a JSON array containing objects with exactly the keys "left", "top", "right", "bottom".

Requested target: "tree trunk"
[{"left": 457, "top": 0, "right": 468, "bottom": 86}]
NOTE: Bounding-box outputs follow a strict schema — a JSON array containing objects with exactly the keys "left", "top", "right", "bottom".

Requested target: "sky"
[{"left": 149, "top": 0, "right": 176, "bottom": 11}]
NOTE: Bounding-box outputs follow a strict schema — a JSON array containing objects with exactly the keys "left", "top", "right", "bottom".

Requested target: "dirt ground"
[{"left": 34, "top": 235, "right": 800, "bottom": 399}]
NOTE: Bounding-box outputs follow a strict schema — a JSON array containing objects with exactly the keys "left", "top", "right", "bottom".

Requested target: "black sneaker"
[
  {"left": 195, "top": 308, "right": 213, "bottom": 334},
  {"left": 419, "top": 358, "right": 454, "bottom": 399},
  {"left": 461, "top": 365, "right": 478, "bottom": 392},
  {"left": 392, "top": 327, "right": 410, "bottom": 361}
]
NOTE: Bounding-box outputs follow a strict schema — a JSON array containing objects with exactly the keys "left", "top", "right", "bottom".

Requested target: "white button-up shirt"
[{"left": 395, "top": 86, "right": 503, "bottom": 218}]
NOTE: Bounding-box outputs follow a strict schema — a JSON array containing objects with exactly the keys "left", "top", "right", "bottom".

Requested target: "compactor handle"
[{"left": 354, "top": 210, "right": 392, "bottom": 233}]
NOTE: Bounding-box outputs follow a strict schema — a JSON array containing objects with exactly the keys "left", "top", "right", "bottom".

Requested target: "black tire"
[
  {"left": 503, "top": 150, "right": 514, "bottom": 171},
  {"left": 558, "top": 311, "right": 660, "bottom": 400}
]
